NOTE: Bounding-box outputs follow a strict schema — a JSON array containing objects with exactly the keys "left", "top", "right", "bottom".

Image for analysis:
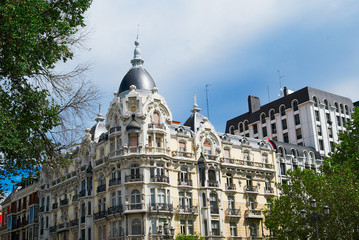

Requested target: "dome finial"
[
  {"left": 131, "top": 26, "right": 144, "bottom": 67},
  {"left": 95, "top": 104, "right": 105, "bottom": 122},
  {"left": 191, "top": 93, "right": 201, "bottom": 113}
]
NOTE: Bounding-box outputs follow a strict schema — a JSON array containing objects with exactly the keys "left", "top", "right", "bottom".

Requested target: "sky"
[{"left": 69, "top": 0, "right": 359, "bottom": 132}]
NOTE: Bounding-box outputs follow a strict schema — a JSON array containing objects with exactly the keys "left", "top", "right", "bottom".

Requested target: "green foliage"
[
  {"left": 174, "top": 233, "right": 203, "bottom": 240},
  {"left": 265, "top": 107, "right": 359, "bottom": 239},
  {"left": 0, "top": 0, "right": 92, "bottom": 195}
]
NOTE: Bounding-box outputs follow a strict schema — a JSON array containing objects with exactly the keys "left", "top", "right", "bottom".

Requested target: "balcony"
[
  {"left": 39, "top": 206, "right": 45, "bottom": 212},
  {"left": 178, "top": 179, "right": 192, "bottom": 187},
  {"left": 125, "top": 203, "right": 145, "bottom": 211},
  {"left": 148, "top": 123, "right": 166, "bottom": 130},
  {"left": 244, "top": 209, "right": 263, "bottom": 219},
  {"left": 109, "top": 178, "right": 121, "bottom": 187},
  {"left": 80, "top": 216, "right": 85, "bottom": 223},
  {"left": 95, "top": 158, "right": 105, "bottom": 166},
  {"left": 108, "top": 205, "right": 123, "bottom": 215},
  {"left": 49, "top": 225, "right": 57, "bottom": 233},
  {"left": 207, "top": 180, "right": 219, "bottom": 187},
  {"left": 225, "top": 183, "right": 236, "bottom": 191},
  {"left": 244, "top": 185, "right": 258, "bottom": 193},
  {"left": 210, "top": 206, "right": 219, "bottom": 214},
  {"left": 226, "top": 208, "right": 241, "bottom": 218},
  {"left": 125, "top": 174, "right": 144, "bottom": 183},
  {"left": 145, "top": 147, "right": 170, "bottom": 155},
  {"left": 58, "top": 223, "right": 67, "bottom": 231},
  {"left": 69, "top": 218, "right": 79, "bottom": 227},
  {"left": 204, "top": 154, "right": 218, "bottom": 161},
  {"left": 150, "top": 175, "right": 169, "bottom": 183},
  {"left": 97, "top": 184, "right": 106, "bottom": 193},
  {"left": 176, "top": 205, "right": 198, "bottom": 215},
  {"left": 60, "top": 198, "right": 69, "bottom": 206},
  {"left": 110, "top": 126, "right": 121, "bottom": 134},
  {"left": 148, "top": 203, "right": 173, "bottom": 212},
  {"left": 172, "top": 151, "right": 193, "bottom": 158},
  {"left": 52, "top": 203, "right": 58, "bottom": 210},
  {"left": 264, "top": 187, "right": 275, "bottom": 195},
  {"left": 94, "top": 210, "right": 107, "bottom": 220},
  {"left": 79, "top": 190, "right": 86, "bottom": 198}
]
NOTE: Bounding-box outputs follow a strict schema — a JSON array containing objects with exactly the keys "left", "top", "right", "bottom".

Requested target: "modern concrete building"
[
  {"left": 225, "top": 87, "right": 354, "bottom": 156},
  {"left": 37, "top": 40, "right": 279, "bottom": 240}
]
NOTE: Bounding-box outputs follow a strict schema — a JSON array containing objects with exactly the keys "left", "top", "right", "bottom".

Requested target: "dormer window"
[
  {"left": 179, "top": 141, "right": 186, "bottom": 152},
  {"left": 153, "top": 112, "right": 160, "bottom": 125}
]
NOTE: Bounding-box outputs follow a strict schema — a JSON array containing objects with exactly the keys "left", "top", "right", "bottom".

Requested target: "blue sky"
[{"left": 70, "top": 0, "right": 359, "bottom": 132}]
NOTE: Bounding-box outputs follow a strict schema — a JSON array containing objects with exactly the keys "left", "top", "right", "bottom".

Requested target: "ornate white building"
[{"left": 37, "top": 40, "right": 278, "bottom": 240}]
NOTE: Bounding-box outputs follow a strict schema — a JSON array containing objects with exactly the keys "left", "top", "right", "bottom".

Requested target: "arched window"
[
  {"left": 131, "top": 190, "right": 141, "bottom": 209},
  {"left": 131, "top": 219, "right": 142, "bottom": 235},
  {"left": 278, "top": 147, "right": 285, "bottom": 157},
  {"left": 244, "top": 120, "right": 249, "bottom": 131},
  {"left": 229, "top": 125, "right": 235, "bottom": 135},
  {"left": 313, "top": 96, "right": 318, "bottom": 107},
  {"left": 345, "top": 105, "right": 349, "bottom": 115},
  {"left": 334, "top": 102, "right": 339, "bottom": 113},
  {"left": 340, "top": 104, "right": 344, "bottom": 114},
  {"left": 203, "top": 140, "right": 212, "bottom": 155},
  {"left": 269, "top": 109, "right": 275, "bottom": 121},
  {"left": 239, "top": 122, "right": 244, "bottom": 133},
  {"left": 291, "top": 148, "right": 298, "bottom": 159},
  {"left": 243, "top": 151, "right": 250, "bottom": 161},
  {"left": 208, "top": 170, "right": 216, "bottom": 182},
  {"left": 324, "top": 99, "right": 329, "bottom": 110},
  {"left": 261, "top": 113, "right": 266, "bottom": 124},
  {"left": 303, "top": 151, "right": 309, "bottom": 163},
  {"left": 292, "top": 100, "right": 299, "bottom": 111},
  {"left": 310, "top": 152, "right": 316, "bottom": 163},
  {"left": 280, "top": 105, "right": 286, "bottom": 117},
  {"left": 153, "top": 112, "right": 160, "bottom": 124}
]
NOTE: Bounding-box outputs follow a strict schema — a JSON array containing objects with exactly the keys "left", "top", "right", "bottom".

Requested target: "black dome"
[{"left": 119, "top": 67, "right": 156, "bottom": 94}]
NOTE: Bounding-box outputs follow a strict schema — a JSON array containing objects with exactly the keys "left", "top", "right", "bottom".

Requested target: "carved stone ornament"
[{"left": 130, "top": 85, "right": 137, "bottom": 91}]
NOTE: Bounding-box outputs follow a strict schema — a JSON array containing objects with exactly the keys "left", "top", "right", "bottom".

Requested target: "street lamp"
[
  {"left": 300, "top": 199, "right": 330, "bottom": 240},
  {"left": 158, "top": 221, "right": 175, "bottom": 240}
]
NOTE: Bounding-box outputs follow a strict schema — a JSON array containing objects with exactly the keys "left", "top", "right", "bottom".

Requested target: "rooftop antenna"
[
  {"left": 205, "top": 84, "right": 211, "bottom": 119},
  {"left": 278, "top": 70, "right": 286, "bottom": 96},
  {"left": 99, "top": 103, "right": 101, "bottom": 113},
  {"left": 136, "top": 24, "right": 139, "bottom": 40}
]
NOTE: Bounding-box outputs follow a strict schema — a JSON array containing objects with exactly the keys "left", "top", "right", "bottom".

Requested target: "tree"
[
  {"left": 174, "top": 234, "right": 203, "bottom": 240},
  {"left": 264, "top": 107, "right": 359, "bottom": 239},
  {"left": 0, "top": 0, "right": 99, "bottom": 197}
]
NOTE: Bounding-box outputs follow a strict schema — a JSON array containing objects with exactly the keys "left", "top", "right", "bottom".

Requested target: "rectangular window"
[
  {"left": 280, "top": 163, "right": 286, "bottom": 175},
  {"left": 271, "top": 123, "right": 276, "bottom": 134},
  {"left": 296, "top": 128, "right": 302, "bottom": 140},
  {"left": 151, "top": 218, "right": 156, "bottom": 235},
  {"left": 230, "top": 222, "right": 237, "bottom": 237},
  {"left": 282, "top": 119, "right": 287, "bottom": 130},
  {"left": 283, "top": 133, "right": 289, "bottom": 143},
  {"left": 317, "top": 126, "right": 322, "bottom": 136},
  {"left": 129, "top": 133, "right": 138, "bottom": 147},
  {"left": 211, "top": 220, "right": 220, "bottom": 236},
  {"left": 319, "top": 140, "right": 324, "bottom": 151},
  {"left": 187, "top": 220, "right": 193, "bottom": 234},
  {"left": 262, "top": 126, "right": 267, "bottom": 137},
  {"left": 337, "top": 116, "right": 341, "bottom": 126},
  {"left": 179, "top": 142, "right": 186, "bottom": 152},
  {"left": 294, "top": 114, "right": 300, "bottom": 125},
  {"left": 328, "top": 127, "right": 333, "bottom": 138},
  {"left": 156, "top": 137, "right": 161, "bottom": 148},
  {"left": 223, "top": 149, "right": 230, "bottom": 158},
  {"left": 315, "top": 111, "right": 320, "bottom": 121},
  {"left": 204, "top": 220, "right": 208, "bottom": 236},
  {"left": 180, "top": 220, "right": 186, "bottom": 234}
]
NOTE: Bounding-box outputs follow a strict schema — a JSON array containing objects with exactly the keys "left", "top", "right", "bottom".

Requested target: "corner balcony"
[
  {"left": 125, "top": 174, "right": 144, "bottom": 183},
  {"left": 244, "top": 185, "right": 258, "bottom": 194},
  {"left": 109, "top": 126, "right": 121, "bottom": 135},
  {"left": 225, "top": 208, "right": 241, "bottom": 218},
  {"left": 108, "top": 205, "right": 123, "bottom": 215},
  {"left": 94, "top": 210, "right": 107, "bottom": 220},
  {"left": 148, "top": 203, "right": 173, "bottom": 213},
  {"left": 175, "top": 205, "right": 198, "bottom": 215},
  {"left": 125, "top": 203, "right": 145, "bottom": 213},
  {"left": 148, "top": 123, "right": 166, "bottom": 133},
  {"left": 109, "top": 178, "right": 121, "bottom": 187},
  {"left": 150, "top": 175, "right": 169, "bottom": 184},
  {"left": 97, "top": 184, "right": 106, "bottom": 193},
  {"left": 244, "top": 209, "right": 263, "bottom": 219},
  {"left": 178, "top": 179, "right": 193, "bottom": 187},
  {"left": 60, "top": 198, "right": 69, "bottom": 207}
]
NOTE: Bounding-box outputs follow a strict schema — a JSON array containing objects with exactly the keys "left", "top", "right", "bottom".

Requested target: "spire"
[
  {"left": 131, "top": 38, "right": 144, "bottom": 67},
  {"left": 95, "top": 104, "right": 105, "bottom": 122},
  {"left": 191, "top": 93, "right": 201, "bottom": 113}
]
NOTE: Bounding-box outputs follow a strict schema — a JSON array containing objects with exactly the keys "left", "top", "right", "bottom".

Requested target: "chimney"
[
  {"left": 283, "top": 87, "right": 288, "bottom": 97},
  {"left": 248, "top": 95, "right": 261, "bottom": 113}
]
